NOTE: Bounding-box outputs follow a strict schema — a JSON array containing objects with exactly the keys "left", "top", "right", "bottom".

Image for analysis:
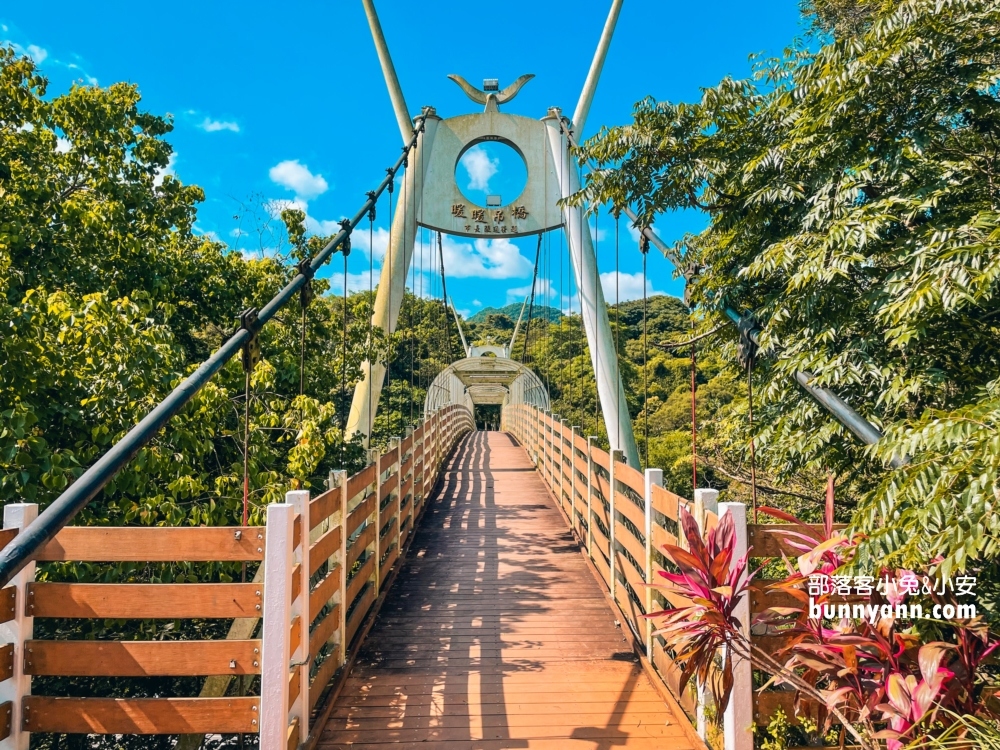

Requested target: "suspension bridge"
[{"left": 0, "top": 2, "right": 891, "bottom": 749}]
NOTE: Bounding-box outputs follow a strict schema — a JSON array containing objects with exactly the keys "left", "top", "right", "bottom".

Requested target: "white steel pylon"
[{"left": 349, "top": 0, "right": 639, "bottom": 468}]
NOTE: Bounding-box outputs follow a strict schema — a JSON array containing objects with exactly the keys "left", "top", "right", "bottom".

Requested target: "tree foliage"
[{"left": 573, "top": 0, "right": 1000, "bottom": 574}]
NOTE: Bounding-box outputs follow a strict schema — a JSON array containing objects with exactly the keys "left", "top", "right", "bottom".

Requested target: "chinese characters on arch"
[{"left": 451, "top": 202, "right": 529, "bottom": 234}]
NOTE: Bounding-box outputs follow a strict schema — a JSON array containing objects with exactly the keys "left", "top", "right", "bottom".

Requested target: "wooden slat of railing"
[
  {"left": 379, "top": 451, "right": 396, "bottom": 473},
  {"left": 650, "top": 483, "right": 682, "bottom": 521},
  {"left": 21, "top": 696, "right": 260, "bottom": 734},
  {"left": 651, "top": 639, "right": 697, "bottom": 718},
  {"left": 309, "top": 603, "right": 341, "bottom": 657},
  {"left": 25, "top": 583, "right": 262, "bottom": 619},
  {"left": 23, "top": 640, "right": 261, "bottom": 676},
  {"left": 346, "top": 494, "right": 375, "bottom": 538},
  {"left": 346, "top": 555, "right": 375, "bottom": 604},
  {"left": 591, "top": 547, "right": 612, "bottom": 588},
  {"left": 651, "top": 522, "right": 677, "bottom": 554},
  {"left": 0, "top": 645, "right": 11, "bottom": 682},
  {"left": 34, "top": 527, "right": 266, "bottom": 562},
  {"left": 614, "top": 490, "right": 646, "bottom": 533},
  {"left": 615, "top": 462, "right": 646, "bottom": 498},
  {"left": 346, "top": 585, "right": 375, "bottom": 645},
  {"left": 379, "top": 472, "right": 398, "bottom": 503},
  {"left": 347, "top": 523, "right": 375, "bottom": 569},
  {"left": 0, "top": 587, "right": 15, "bottom": 624},
  {"left": 290, "top": 614, "right": 301, "bottom": 656},
  {"left": 590, "top": 446, "right": 610, "bottom": 471},
  {"left": 309, "top": 524, "right": 342, "bottom": 576},
  {"left": 309, "top": 568, "right": 340, "bottom": 621},
  {"left": 287, "top": 714, "right": 300, "bottom": 750},
  {"left": 310, "top": 655, "right": 338, "bottom": 711},
  {"left": 309, "top": 487, "right": 340, "bottom": 530},
  {"left": 400, "top": 434, "right": 413, "bottom": 454},
  {"left": 614, "top": 519, "right": 647, "bottom": 569},
  {"left": 753, "top": 691, "right": 822, "bottom": 727},
  {"left": 288, "top": 670, "right": 300, "bottom": 712},
  {"left": 0, "top": 528, "right": 18, "bottom": 551},
  {"left": 379, "top": 546, "right": 399, "bottom": 588},
  {"left": 347, "top": 464, "right": 377, "bottom": 502}
]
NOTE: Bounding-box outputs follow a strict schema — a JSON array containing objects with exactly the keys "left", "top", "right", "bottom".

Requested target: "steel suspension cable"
[
  {"left": 641, "top": 237, "right": 649, "bottom": 469},
  {"left": 0, "top": 117, "right": 429, "bottom": 587},
  {"left": 521, "top": 233, "right": 544, "bottom": 362},
  {"left": 342, "top": 253, "right": 349, "bottom": 466},
  {"left": 437, "top": 232, "right": 453, "bottom": 362},
  {"left": 614, "top": 211, "right": 620, "bottom": 452}
]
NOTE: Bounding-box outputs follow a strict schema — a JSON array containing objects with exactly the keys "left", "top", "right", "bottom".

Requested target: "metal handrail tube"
[{"left": 0, "top": 119, "right": 426, "bottom": 588}]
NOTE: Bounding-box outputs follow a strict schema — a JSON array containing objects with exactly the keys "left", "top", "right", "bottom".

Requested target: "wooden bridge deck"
[{"left": 318, "top": 431, "right": 695, "bottom": 749}]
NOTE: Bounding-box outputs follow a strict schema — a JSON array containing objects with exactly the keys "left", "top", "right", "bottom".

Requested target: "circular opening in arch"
[{"left": 455, "top": 140, "right": 528, "bottom": 207}]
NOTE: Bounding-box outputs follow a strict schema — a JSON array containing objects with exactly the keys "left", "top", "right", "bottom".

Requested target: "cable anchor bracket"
[{"left": 237, "top": 307, "right": 261, "bottom": 373}]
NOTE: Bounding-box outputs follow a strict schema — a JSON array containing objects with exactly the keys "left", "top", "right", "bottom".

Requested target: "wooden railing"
[
  {"left": 503, "top": 403, "right": 833, "bottom": 750},
  {"left": 0, "top": 403, "right": 473, "bottom": 750}
]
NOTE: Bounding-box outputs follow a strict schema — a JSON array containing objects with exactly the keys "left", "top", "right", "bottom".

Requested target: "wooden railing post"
[
  {"left": 330, "top": 470, "right": 348, "bottom": 669},
  {"left": 261, "top": 502, "right": 294, "bottom": 750},
  {"left": 643, "top": 469, "right": 663, "bottom": 658},
  {"left": 719, "top": 501, "right": 752, "bottom": 750},
  {"left": 286, "top": 490, "right": 310, "bottom": 745},
  {"left": 372, "top": 450, "right": 383, "bottom": 597},
  {"left": 559, "top": 418, "right": 568, "bottom": 513},
  {"left": 570, "top": 425, "right": 579, "bottom": 530},
  {"left": 1, "top": 503, "right": 37, "bottom": 750},
  {"left": 586, "top": 436, "right": 596, "bottom": 558},
  {"left": 692, "top": 487, "right": 720, "bottom": 740},
  {"left": 609, "top": 449, "right": 623, "bottom": 603}
]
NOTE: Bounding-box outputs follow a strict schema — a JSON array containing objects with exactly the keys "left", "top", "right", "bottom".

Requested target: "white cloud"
[
  {"left": 506, "top": 278, "right": 559, "bottom": 305},
  {"left": 153, "top": 153, "right": 177, "bottom": 187},
  {"left": 472, "top": 299, "right": 482, "bottom": 307},
  {"left": 269, "top": 160, "right": 329, "bottom": 200},
  {"left": 455, "top": 308, "right": 471, "bottom": 319},
  {"left": 199, "top": 117, "right": 240, "bottom": 133},
  {"left": 600, "top": 270, "right": 665, "bottom": 303},
  {"left": 55, "top": 137, "right": 71, "bottom": 153},
  {"left": 459, "top": 146, "right": 498, "bottom": 191},
  {"left": 440, "top": 236, "right": 533, "bottom": 279},
  {"left": 351, "top": 226, "right": 390, "bottom": 262},
  {"left": 26, "top": 44, "right": 47, "bottom": 63},
  {"left": 328, "top": 269, "right": 379, "bottom": 295}
]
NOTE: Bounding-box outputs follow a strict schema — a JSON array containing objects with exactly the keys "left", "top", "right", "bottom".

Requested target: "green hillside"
[{"left": 468, "top": 303, "right": 562, "bottom": 324}]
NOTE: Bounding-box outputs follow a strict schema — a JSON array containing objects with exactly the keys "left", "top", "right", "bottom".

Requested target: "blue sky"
[{"left": 3, "top": 0, "right": 804, "bottom": 318}]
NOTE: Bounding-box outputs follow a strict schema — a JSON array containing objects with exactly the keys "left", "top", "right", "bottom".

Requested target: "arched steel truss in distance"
[{"left": 423, "top": 356, "right": 550, "bottom": 415}]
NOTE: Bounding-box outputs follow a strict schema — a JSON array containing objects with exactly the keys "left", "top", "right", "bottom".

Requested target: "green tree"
[{"left": 573, "top": 0, "right": 1000, "bottom": 574}]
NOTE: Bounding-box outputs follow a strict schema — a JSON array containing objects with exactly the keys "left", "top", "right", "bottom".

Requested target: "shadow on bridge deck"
[{"left": 318, "top": 431, "right": 694, "bottom": 749}]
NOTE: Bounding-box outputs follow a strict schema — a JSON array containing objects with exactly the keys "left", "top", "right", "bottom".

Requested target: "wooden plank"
[
  {"left": 613, "top": 519, "right": 647, "bottom": 571},
  {"left": 309, "top": 603, "right": 342, "bottom": 657},
  {"left": 0, "top": 701, "right": 9, "bottom": 742},
  {"left": 590, "top": 447, "right": 610, "bottom": 471},
  {"left": 0, "top": 588, "right": 14, "bottom": 624},
  {"left": 23, "top": 640, "right": 261, "bottom": 676},
  {"left": 309, "top": 568, "right": 340, "bottom": 622},
  {"left": 748, "top": 523, "right": 846, "bottom": 558},
  {"left": 290, "top": 615, "right": 302, "bottom": 657},
  {"left": 289, "top": 668, "right": 300, "bottom": 709},
  {"left": 309, "top": 524, "right": 342, "bottom": 576},
  {"left": 615, "top": 489, "right": 647, "bottom": 533},
  {"left": 0, "top": 644, "right": 12, "bottom": 682},
  {"left": 309, "top": 487, "right": 339, "bottom": 530},
  {"left": 651, "top": 521, "right": 677, "bottom": 554},
  {"left": 0, "top": 528, "right": 17, "bottom": 552},
  {"left": 347, "top": 494, "right": 375, "bottom": 538},
  {"left": 21, "top": 696, "right": 260, "bottom": 734},
  {"left": 287, "top": 714, "right": 300, "bottom": 750},
  {"left": 347, "top": 523, "right": 375, "bottom": 569},
  {"left": 346, "top": 555, "right": 375, "bottom": 605},
  {"left": 291, "top": 563, "right": 301, "bottom": 603},
  {"left": 400, "top": 435, "right": 413, "bottom": 454},
  {"left": 346, "top": 464, "right": 376, "bottom": 502},
  {"left": 345, "top": 585, "right": 375, "bottom": 645},
  {"left": 379, "top": 451, "right": 396, "bottom": 473},
  {"left": 26, "top": 583, "right": 262, "bottom": 619},
  {"left": 379, "top": 472, "right": 398, "bottom": 502},
  {"left": 650, "top": 484, "right": 682, "bottom": 521},
  {"left": 34, "top": 527, "right": 265, "bottom": 562},
  {"left": 616, "top": 462, "right": 646, "bottom": 497},
  {"left": 310, "top": 654, "right": 340, "bottom": 711},
  {"left": 378, "top": 546, "right": 399, "bottom": 588}
]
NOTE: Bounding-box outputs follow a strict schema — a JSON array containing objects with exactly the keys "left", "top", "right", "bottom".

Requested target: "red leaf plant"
[
  {"left": 646, "top": 505, "right": 754, "bottom": 714},
  {"left": 753, "top": 503, "right": 998, "bottom": 749}
]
